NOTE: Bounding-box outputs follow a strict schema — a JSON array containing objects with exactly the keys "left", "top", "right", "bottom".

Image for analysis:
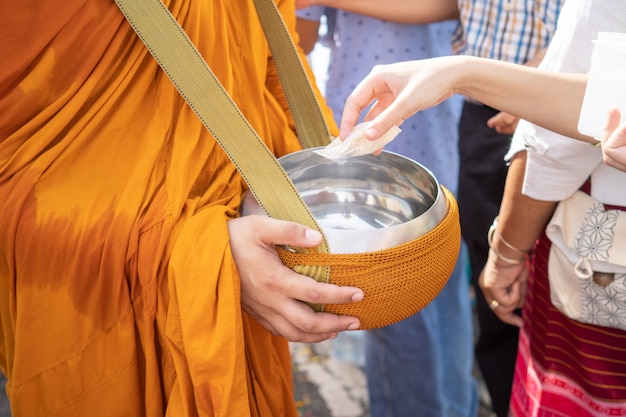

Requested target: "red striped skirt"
[{"left": 510, "top": 233, "right": 626, "bottom": 416}]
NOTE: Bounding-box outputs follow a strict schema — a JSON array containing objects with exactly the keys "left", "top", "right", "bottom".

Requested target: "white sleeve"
[
  {"left": 521, "top": 123, "right": 603, "bottom": 201},
  {"left": 504, "top": 119, "right": 528, "bottom": 163},
  {"left": 505, "top": 0, "right": 623, "bottom": 202}
]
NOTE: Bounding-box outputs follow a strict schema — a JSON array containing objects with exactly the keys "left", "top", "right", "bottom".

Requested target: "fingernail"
[
  {"left": 348, "top": 322, "right": 360, "bottom": 331},
  {"left": 327, "top": 334, "right": 338, "bottom": 340},
  {"left": 351, "top": 292, "right": 364, "bottom": 302},
  {"left": 304, "top": 228, "right": 322, "bottom": 243},
  {"left": 365, "top": 127, "right": 378, "bottom": 140}
]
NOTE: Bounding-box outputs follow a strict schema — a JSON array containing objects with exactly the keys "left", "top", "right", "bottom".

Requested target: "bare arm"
[
  {"left": 340, "top": 56, "right": 592, "bottom": 143},
  {"left": 296, "top": 0, "right": 458, "bottom": 24},
  {"left": 296, "top": 17, "right": 321, "bottom": 55},
  {"left": 486, "top": 47, "right": 549, "bottom": 135},
  {"left": 454, "top": 58, "right": 588, "bottom": 140},
  {"left": 479, "top": 152, "right": 557, "bottom": 327}
]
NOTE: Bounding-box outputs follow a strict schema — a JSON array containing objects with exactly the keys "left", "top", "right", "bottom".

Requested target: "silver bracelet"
[
  {"left": 488, "top": 216, "right": 528, "bottom": 255},
  {"left": 488, "top": 247, "right": 525, "bottom": 266}
]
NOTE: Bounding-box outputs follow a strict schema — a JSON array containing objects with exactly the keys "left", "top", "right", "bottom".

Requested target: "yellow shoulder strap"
[{"left": 114, "top": 0, "right": 331, "bottom": 283}]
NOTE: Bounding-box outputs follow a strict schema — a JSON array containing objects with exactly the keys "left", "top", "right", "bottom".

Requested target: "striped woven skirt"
[{"left": 510, "top": 233, "right": 626, "bottom": 416}]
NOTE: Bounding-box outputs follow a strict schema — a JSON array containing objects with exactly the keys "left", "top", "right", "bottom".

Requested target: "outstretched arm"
[
  {"left": 486, "top": 47, "right": 550, "bottom": 135},
  {"left": 295, "top": 0, "right": 458, "bottom": 24},
  {"left": 340, "top": 56, "right": 591, "bottom": 143}
]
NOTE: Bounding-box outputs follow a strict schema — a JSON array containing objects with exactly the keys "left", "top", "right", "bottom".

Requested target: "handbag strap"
[{"left": 114, "top": 0, "right": 331, "bottom": 282}]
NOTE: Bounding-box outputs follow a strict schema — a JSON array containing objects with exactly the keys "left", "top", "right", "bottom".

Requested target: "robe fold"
[{"left": 0, "top": 0, "right": 337, "bottom": 415}]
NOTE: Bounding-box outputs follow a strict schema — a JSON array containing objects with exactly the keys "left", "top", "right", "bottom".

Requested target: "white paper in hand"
[
  {"left": 315, "top": 122, "right": 402, "bottom": 163},
  {"left": 578, "top": 32, "right": 626, "bottom": 139}
]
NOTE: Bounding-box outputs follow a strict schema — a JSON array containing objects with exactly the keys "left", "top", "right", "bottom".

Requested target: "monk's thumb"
[{"left": 262, "top": 218, "right": 323, "bottom": 249}]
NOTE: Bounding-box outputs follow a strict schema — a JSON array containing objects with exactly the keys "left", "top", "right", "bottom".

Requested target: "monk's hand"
[
  {"left": 479, "top": 253, "right": 528, "bottom": 328},
  {"left": 228, "top": 215, "right": 363, "bottom": 343}
]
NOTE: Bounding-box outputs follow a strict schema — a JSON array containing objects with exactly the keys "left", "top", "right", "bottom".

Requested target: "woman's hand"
[
  {"left": 339, "top": 57, "right": 463, "bottom": 141},
  {"left": 601, "top": 107, "right": 626, "bottom": 172},
  {"left": 228, "top": 215, "right": 364, "bottom": 343},
  {"left": 479, "top": 252, "right": 529, "bottom": 328}
]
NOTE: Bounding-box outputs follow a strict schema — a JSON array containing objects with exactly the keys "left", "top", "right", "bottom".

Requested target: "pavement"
[
  {"left": 291, "top": 335, "right": 370, "bottom": 417},
  {"left": 0, "top": 375, "right": 7, "bottom": 417},
  {"left": 291, "top": 330, "right": 496, "bottom": 417}
]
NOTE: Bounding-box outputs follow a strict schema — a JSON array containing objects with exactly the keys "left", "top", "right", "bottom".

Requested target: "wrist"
[
  {"left": 454, "top": 56, "right": 489, "bottom": 98},
  {"left": 488, "top": 216, "right": 533, "bottom": 253},
  {"left": 487, "top": 216, "right": 529, "bottom": 266},
  {"left": 488, "top": 247, "right": 525, "bottom": 268}
]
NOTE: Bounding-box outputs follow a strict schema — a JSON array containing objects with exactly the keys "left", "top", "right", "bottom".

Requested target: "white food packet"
[
  {"left": 577, "top": 32, "right": 626, "bottom": 139},
  {"left": 315, "top": 122, "right": 402, "bottom": 163}
]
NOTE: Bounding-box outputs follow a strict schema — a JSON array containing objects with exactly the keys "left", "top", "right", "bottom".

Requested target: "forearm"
[
  {"left": 480, "top": 152, "right": 554, "bottom": 328},
  {"left": 456, "top": 57, "right": 592, "bottom": 142},
  {"left": 296, "top": 17, "right": 321, "bottom": 55},
  {"left": 523, "top": 46, "right": 548, "bottom": 68},
  {"left": 309, "top": 0, "right": 458, "bottom": 23},
  {"left": 491, "top": 152, "right": 557, "bottom": 259}
]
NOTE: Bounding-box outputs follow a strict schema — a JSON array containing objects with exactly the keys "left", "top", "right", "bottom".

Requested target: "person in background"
[
  {"left": 0, "top": 0, "right": 364, "bottom": 415},
  {"left": 338, "top": 1, "right": 626, "bottom": 414},
  {"left": 296, "top": 7, "right": 478, "bottom": 417},
  {"left": 295, "top": 1, "right": 563, "bottom": 415}
]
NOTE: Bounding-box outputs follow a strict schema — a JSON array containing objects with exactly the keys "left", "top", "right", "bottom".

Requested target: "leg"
[{"left": 365, "top": 247, "right": 478, "bottom": 417}]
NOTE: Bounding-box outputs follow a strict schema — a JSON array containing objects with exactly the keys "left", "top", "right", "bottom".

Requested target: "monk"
[{"left": 0, "top": 0, "right": 364, "bottom": 415}]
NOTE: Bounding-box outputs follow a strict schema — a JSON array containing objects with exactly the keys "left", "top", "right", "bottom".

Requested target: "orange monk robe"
[{"left": 0, "top": 0, "right": 337, "bottom": 416}]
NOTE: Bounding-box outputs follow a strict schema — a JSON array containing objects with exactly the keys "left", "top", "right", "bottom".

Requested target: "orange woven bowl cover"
[{"left": 277, "top": 186, "right": 461, "bottom": 330}]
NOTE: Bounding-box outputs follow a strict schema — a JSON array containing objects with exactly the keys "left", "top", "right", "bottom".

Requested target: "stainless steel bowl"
[{"left": 241, "top": 148, "right": 448, "bottom": 254}]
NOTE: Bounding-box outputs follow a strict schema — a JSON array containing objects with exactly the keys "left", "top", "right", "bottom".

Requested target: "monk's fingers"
[
  {"left": 249, "top": 298, "right": 356, "bottom": 343},
  {"left": 281, "top": 270, "right": 363, "bottom": 306},
  {"left": 231, "top": 215, "right": 323, "bottom": 250},
  {"left": 281, "top": 298, "right": 361, "bottom": 341}
]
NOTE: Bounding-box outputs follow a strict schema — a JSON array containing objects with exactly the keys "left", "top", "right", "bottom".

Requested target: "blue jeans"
[{"left": 365, "top": 245, "right": 478, "bottom": 417}]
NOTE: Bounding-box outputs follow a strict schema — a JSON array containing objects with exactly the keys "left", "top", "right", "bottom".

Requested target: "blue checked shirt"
[{"left": 453, "top": 0, "right": 564, "bottom": 64}]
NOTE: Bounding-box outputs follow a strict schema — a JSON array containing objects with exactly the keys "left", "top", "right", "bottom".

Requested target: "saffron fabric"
[{"left": 0, "top": 0, "right": 336, "bottom": 416}]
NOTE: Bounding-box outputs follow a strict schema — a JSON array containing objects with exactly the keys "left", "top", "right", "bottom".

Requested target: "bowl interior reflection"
[{"left": 280, "top": 150, "right": 439, "bottom": 231}]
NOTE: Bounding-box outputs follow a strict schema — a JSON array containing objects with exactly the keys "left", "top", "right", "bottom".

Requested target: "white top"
[{"left": 507, "top": 0, "right": 626, "bottom": 206}]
